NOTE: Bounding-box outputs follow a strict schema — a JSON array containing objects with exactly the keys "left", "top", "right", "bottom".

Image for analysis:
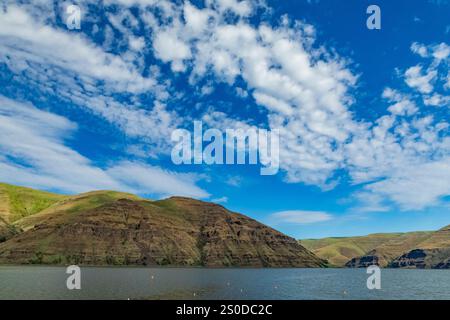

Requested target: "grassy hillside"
[
  {"left": 314, "top": 227, "right": 450, "bottom": 268},
  {"left": 15, "top": 190, "right": 142, "bottom": 231},
  {"left": 414, "top": 224, "right": 450, "bottom": 249},
  {"left": 388, "top": 225, "right": 450, "bottom": 268},
  {"left": 0, "top": 183, "right": 66, "bottom": 223},
  {"left": 300, "top": 233, "right": 403, "bottom": 266},
  {"left": 345, "top": 231, "right": 433, "bottom": 267},
  {"left": 301, "top": 230, "right": 442, "bottom": 267}
]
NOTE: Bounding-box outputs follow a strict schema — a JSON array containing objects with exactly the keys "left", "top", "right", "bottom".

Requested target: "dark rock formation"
[
  {"left": 345, "top": 255, "right": 379, "bottom": 268},
  {"left": 389, "top": 248, "right": 450, "bottom": 269}
]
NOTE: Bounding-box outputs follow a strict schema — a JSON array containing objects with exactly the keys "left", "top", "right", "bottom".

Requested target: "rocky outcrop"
[
  {"left": 389, "top": 249, "right": 428, "bottom": 268},
  {"left": 345, "top": 254, "right": 379, "bottom": 268},
  {"left": 389, "top": 248, "right": 450, "bottom": 269},
  {"left": 0, "top": 196, "right": 326, "bottom": 267}
]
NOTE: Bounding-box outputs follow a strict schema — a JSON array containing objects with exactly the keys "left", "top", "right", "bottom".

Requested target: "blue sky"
[{"left": 0, "top": 0, "right": 449, "bottom": 239}]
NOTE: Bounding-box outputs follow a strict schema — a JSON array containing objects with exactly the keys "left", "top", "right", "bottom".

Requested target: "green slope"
[
  {"left": 0, "top": 183, "right": 66, "bottom": 223},
  {"left": 0, "top": 183, "right": 67, "bottom": 241},
  {"left": 300, "top": 233, "right": 403, "bottom": 266},
  {"left": 15, "top": 189, "right": 143, "bottom": 231},
  {"left": 414, "top": 224, "right": 450, "bottom": 249},
  {"left": 0, "top": 182, "right": 142, "bottom": 238}
]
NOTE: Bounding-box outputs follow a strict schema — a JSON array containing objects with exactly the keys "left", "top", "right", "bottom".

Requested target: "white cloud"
[
  {"left": 0, "top": 96, "right": 120, "bottom": 193},
  {"left": 129, "top": 36, "right": 146, "bottom": 51},
  {"left": 253, "top": 91, "right": 294, "bottom": 115},
  {"left": 411, "top": 42, "right": 428, "bottom": 57},
  {"left": 153, "top": 30, "right": 192, "bottom": 72},
  {"left": 362, "top": 159, "right": 450, "bottom": 211},
  {"left": 213, "top": 0, "right": 253, "bottom": 17},
  {"left": 0, "top": 6, "right": 156, "bottom": 93},
  {"left": 107, "top": 161, "right": 209, "bottom": 198},
  {"left": 0, "top": 96, "right": 209, "bottom": 198},
  {"left": 432, "top": 43, "right": 450, "bottom": 61},
  {"left": 143, "top": 1, "right": 358, "bottom": 188},
  {"left": 424, "top": 93, "right": 450, "bottom": 107},
  {"left": 210, "top": 196, "right": 228, "bottom": 203},
  {"left": 344, "top": 41, "right": 450, "bottom": 211},
  {"left": 225, "top": 175, "right": 242, "bottom": 187},
  {"left": 269, "top": 210, "right": 333, "bottom": 224},
  {"left": 406, "top": 42, "right": 450, "bottom": 107},
  {"left": 382, "top": 88, "right": 418, "bottom": 116},
  {"left": 405, "top": 66, "right": 436, "bottom": 94},
  {"left": 0, "top": 5, "right": 179, "bottom": 154},
  {"left": 410, "top": 42, "right": 450, "bottom": 61}
]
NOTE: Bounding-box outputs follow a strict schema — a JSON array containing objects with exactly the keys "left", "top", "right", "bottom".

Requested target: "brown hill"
[{"left": 0, "top": 184, "right": 326, "bottom": 267}]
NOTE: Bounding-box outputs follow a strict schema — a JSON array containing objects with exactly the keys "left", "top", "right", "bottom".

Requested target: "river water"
[{"left": 0, "top": 266, "right": 449, "bottom": 299}]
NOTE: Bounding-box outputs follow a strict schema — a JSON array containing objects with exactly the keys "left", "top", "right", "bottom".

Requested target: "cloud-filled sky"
[{"left": 0, "top": 0, "right": 449, "bottom": 238}]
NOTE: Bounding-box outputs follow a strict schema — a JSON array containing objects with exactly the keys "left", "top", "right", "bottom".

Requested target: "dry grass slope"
[{"left": 300, "top": 233, "right": 404, "bottom": 266}]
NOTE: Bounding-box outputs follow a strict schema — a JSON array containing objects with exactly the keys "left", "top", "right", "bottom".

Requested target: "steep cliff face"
[
  {"left": 0, "top": 186, "right": 326, "bottom": 267},
  {"left": 166, "top": 197, "right": 326, "bottom": 267}
]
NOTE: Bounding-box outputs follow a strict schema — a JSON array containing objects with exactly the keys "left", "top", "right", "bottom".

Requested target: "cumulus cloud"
[
  {"left": 0, "top": 5, "right": 179, "bottom": 154},
  {"left": 344, "top": 42, "right": 450, "bottom": 211},
  {"left": 0, "top": 6, "right": 156, "bottom": 93},
  {"left": 269, "top": 210, "right": 333, "bottom": 224},
  {"left": 405, "top": 66, "right": 436, "bottom": 94},
  {"left": 405, "top": 42, "right": 450, "bottom": 107},
  {"left": 139, "top": 0, "right": 358, "bottom": 188},
  {"left": 153, "top": 30, "right": 192, "bottom": 72}
]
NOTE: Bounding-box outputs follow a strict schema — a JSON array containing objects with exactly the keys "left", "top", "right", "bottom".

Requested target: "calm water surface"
[{"left": 0, "top": 266, "right": 449, "bottom": 300}]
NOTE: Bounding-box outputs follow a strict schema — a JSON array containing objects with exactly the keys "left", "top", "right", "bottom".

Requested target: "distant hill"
[
  {"left": 344, "top": 232, "right": 432, "bottom": 267},
  {"left": 389, "top": 225, "right": 450, "bottom": 269},
  {"left": 300, "top": 233, "right": 407, "bottom": 267},
  {"left": 0, "top": 183, "right": 326, "bottom": 267},
  {"left": 301, "top": 226, "right": 450, "bottom": 269}
]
